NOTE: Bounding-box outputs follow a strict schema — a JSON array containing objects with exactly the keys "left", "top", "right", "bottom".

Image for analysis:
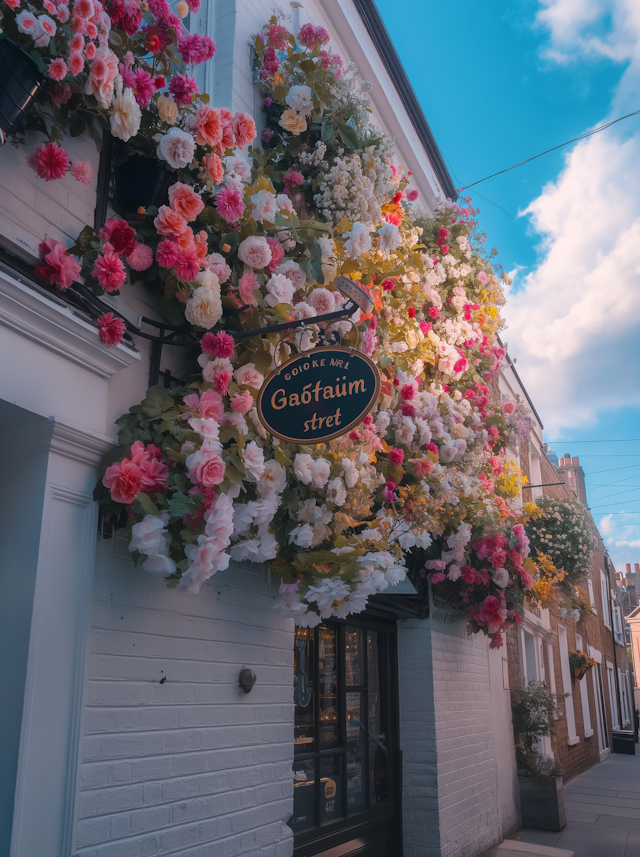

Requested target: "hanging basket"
[
  {"left": 571, "top": 663, "right": 590, "bottom": 682},
  {"left": 0, "top": 38, "right": 44, "bottom": 143},
  {"left": 113, "top": 151, "right": 172, "bottom": 216}
]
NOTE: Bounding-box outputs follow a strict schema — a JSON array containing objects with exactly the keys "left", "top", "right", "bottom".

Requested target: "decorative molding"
[
  {"left": 0, "top": 266, "right": 140, "bottom": 378},
  {"left": 49, "top": 417, "right": 115, "bottom": 467}
]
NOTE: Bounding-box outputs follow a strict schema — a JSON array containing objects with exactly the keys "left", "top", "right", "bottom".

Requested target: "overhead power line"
[
  {"left": 547, "top": 439, "right": 640, "bottom": 443},
  {"left": 459, "top": 107, "right": 640, "bottom": 190}
]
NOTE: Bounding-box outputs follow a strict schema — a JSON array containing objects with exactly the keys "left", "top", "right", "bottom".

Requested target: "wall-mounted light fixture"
[{"left": 238, "top": 667, "right": 256, "bottom": 694}]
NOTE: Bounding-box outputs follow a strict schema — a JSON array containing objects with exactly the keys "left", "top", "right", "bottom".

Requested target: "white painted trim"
[
  {"left": 585, "top": 728, "right": 594, "bottom": 738},
  {"left": 568, "top": 736, "right": 580, "bottom": 746},
  {"left": 0, "top": 266, "right": 140, "bottom": 378},
  {"left": 50, "top": 417, "right": 115, "bottom": 466}
]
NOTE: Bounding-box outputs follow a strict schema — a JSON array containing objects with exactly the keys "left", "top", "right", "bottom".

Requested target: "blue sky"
[{"left": 377, "top": 0, "right": 640, "bottom": 569}]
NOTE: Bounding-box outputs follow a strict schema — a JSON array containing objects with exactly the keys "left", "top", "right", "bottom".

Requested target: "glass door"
[{"left": 291, "top": 620, "right": 400, "bottom": 857}]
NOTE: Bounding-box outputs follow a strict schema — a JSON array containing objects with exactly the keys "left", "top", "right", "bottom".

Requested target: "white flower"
[
  {"left": 142, "top": 553, "right": 176, "bottom": 577},
  {"left": 286, "top": 84, "right": 314, "bottom": 116},
  {"left": 224, "top": 154, "right": 251, "bottom": 183},
  {"left": 326, "top": 477, "right": 347, "bottom": 506},
  {"left": 129, "top": 513, "right": 170, "bottom": 556},
  {"left": 294, "top": 453, "right": 314, "bottom": 485},
  {"left": 243, "top": 440, "right": 265, "bottom": 479},
  {"left": 275, "top": 194, "right": 295, "bottom": 213},
  {"left": 258, "top": 460, "right": 287, "bottom": 495},
  {"left": 378, "top": 222, "right": 401, "bottom": 253},
  {"left": 345, "top": 221, "right": 372, "bottom": 257},
  {"left": 342, "top": 458, "right": 359, "bottom": 489},
  {"left": 185, "top": 282, "right": 222, "bottom": 328},
  {"left": 277, "top": 259, "right": 306, "bottom": 291},
  {"left": 306, "top": 578, "right": 351, "bottom": 616},
  {"left": 251, "top": 189, "right": 277, "bottom": 223},
  {"left": 290, "top": 523, "right": 314, "bottom": 548},
  {"left": 110, "top": 83, "right": 141, "bottom": 142},
  {"left": 492, "top": 567, "right": 510, "bottom": 588},
  {"left": 157, "top": 127, "right": 196, "bottom": 169},
  {"left": 265, "top": 273, "right": 295, "bottom": 307},
  {"left": 312, "top": 458, "right": 331, "bottom": 488}
]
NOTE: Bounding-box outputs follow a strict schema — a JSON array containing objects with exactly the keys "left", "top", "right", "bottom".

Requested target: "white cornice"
[
  {"left": 50, "top": 417, "right": 115, "bottom": 466},
  {"left": 0, "top": 266, "right": 140, "bottom": 378}
]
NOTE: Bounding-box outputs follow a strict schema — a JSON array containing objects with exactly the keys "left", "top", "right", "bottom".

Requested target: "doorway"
[{"left": 290, "top": 618, "right": 401, "bottom": 857}]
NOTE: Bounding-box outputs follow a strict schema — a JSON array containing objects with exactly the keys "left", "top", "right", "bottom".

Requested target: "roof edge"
[{"left": 353, "top": 0, "right": 457, "bottom": 201}]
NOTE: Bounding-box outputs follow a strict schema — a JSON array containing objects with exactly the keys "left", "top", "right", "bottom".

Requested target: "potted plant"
[
  {"left": 569, "top": 649, "right": 596, "bottom": 682},
  {"left": 512, "top": 680, "right": 566, "bottom": 831}
]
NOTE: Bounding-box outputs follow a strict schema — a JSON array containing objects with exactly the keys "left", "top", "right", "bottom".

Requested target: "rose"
[
  {"left": 285, "top": 85, "right": 314, "bottom": 116},
  {"left": 243, "top": 441, "right": 265, "bottom": 479},
  {"left": 307, "top": 288, "right": 335, "bottom": 315},
  {"left": 491, "top": 567, "right": 510, "bottom": 588},
  {"left": 279, "top": 109, "right": 307, "bottom": 135},
  {"left": 251, "top": 189, "right": 277, "bottom": 223},
  {"left": 197, "top": 389, "right": 224, "bottom": 420},
  {"left": 169, "top": 182, "right": 205, "bottom": 222},
  {"left": 185, "top": 282, "right": 222, "bottom": 329},
  {"left": 195, "top": 454, "right": 225, "bottom": 486},
  {"left": 257, "top": 460, "right": 287, "bottom": 495},
  {"left": 345, "top": 222, "right": 371, "bottom": 257},
  {"left": 110, "top": 84, "right": 141, "bottom": 142},
  {"left": 231, "top": 390, "right": 253, "bottom": 414},
  {"left": 103, "top": 459, "right": 141, "bottom": 504},
  {"left": 232, "top": 111, "right": 257, "bottom": 148},
  {"left": 277, "top": 259, "right": 306, "bottom": 291},
  {"left": 237, "top": 236, "right": 272, "bottom": 269},
  {"left": 378, "top": 222, "right": 401, "bottom": 253},
  {"left": 206, "top": 253, "right": 232, "bottom": 283},
  {"left": 157, "top": 95, "right": 179, "bottom": 124},
  {"left": 154, "top": 205, "right": 189, "bottom": 237},
  {"left": 157, "top": 127, "right": 196, "bottom": 169},
  {"left": 234, "top": 363, "right": 264, "bottom": 389},
  {"left": 294, "top": 453, "right": 314, "bottom": 485},
  {"left": 265, "top": 273, "right": 294, "bottom": 307}
]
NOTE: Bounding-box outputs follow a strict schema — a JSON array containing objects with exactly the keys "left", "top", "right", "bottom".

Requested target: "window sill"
[
  {"left": 584, "top": 729, "right": 594, "bottom": 739},
  {"left": 568, "top": 736, "right": 580, "bottom": 746}
]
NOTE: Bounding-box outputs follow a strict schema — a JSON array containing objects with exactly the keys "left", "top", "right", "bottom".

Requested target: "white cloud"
[
  {"left": 599, "top": 513, "right": 615, "bottom": 535},
  {"left": 504, "top": 0, "right": 640, "bottom": 431}
]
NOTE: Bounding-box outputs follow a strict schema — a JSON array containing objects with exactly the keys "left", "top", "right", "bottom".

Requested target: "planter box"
[{"left": 518, "top": 775, "right": 566, "bottom": 831}]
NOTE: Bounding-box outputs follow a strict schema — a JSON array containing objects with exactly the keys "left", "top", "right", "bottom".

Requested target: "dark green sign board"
[{"left": 256, "top": 346, "right": 381, "bottom": 444}]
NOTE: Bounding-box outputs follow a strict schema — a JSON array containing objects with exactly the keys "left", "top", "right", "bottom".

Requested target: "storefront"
[{"left": 291, "top": 616, "right": 402, "bottom": 856}]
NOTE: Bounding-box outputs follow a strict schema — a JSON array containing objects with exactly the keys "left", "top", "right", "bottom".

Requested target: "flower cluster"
[
  {"left": 77, "top": 18, "right": 534, "bottom": 645},
  {"left": 525, "top": 498, "right": 594, "bottom": 584}
]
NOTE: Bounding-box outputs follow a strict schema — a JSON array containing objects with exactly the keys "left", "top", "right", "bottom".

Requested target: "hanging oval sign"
[{"left": 256, "top": 345, "right": 381, "bottom": 444}]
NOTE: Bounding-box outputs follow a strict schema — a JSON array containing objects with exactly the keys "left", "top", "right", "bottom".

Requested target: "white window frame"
[
  {"left": 601, "top": 572, "right": 611, "bottom": 628},
  {"left": 587, "top": 578, "right": 596, "bottom": 613},
  {"left": 575, "top": 634, "right": 593, "bottom": 738},
  {"left": 559, "top": 625, "right": 579, "bottom": 744},
  {"left": 607, "top": 661, "right": 620, "bottom": 729}
]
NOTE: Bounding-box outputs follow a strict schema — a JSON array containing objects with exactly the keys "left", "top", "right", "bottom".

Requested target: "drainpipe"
[{"left": 605, "top": 553, "right": 625, "bottom": 729}]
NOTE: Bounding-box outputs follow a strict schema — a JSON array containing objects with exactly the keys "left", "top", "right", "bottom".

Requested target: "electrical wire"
[
  {"left": 459, "top": 107, "right": 640, "bottom": 190},
  {"left": 547, "top": 439, "right": 640, "bottom": 443}
]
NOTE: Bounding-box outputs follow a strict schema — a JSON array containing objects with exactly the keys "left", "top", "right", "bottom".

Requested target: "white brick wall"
[
  {"left": 398, "top": 615, "right": 518, "bottom": 857},
  {"left": 73, "top": 536, "right": 295, "bottom": 857}
]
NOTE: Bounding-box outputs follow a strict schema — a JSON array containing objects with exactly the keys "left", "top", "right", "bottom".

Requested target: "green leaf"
[
  {"left": 168, "top": 492, "right": 195, "bottom": 518},
  {"left": 337, "top": 120, "right": 360, "bottom": 151},
  {"left": 134, "top": 493, "right": 159, "bottom": 517},
  {"left": 321, "top": 121, "right": 334, "bottom": 143},
  {"left": 299, "top": 59, "right": 316, "bottom": 73}
]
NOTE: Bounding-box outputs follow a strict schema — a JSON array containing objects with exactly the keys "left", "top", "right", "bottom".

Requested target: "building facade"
[{"left": 0, "top": 3, "right": 524, "bottom": 857}]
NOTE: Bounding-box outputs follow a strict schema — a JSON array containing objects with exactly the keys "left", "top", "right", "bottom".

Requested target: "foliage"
[
  {"left": 511, "top": 680, "right": 562, "bottom": 777},
  {"left": 568, "top": 649, "right": 596, "bottom": 670},
  {"left": 524, "top": 550, "right": 566, "bottom": 610}
]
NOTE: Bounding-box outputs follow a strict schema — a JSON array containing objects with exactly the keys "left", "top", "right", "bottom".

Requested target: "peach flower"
[
  {"left": 154, "top": 205, "right": 189, "bottom": 237},
  {"left": 279, "top": 109, "right": 307, "bottom": 135},
  {"left": 194, "top": 105, "right": 223, "bottom": 147},
  {"left": 168, "top": 182, "right": 204, "bottom": 222}
]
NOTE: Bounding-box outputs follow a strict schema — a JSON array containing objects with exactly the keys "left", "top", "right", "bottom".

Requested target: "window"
[
  {"left": 601, "top": 573, "right": 611, "bottom": 628},
  {"left": 619, "top": 669, "right": 630, "bottom": 726},
  {"left": 558, "top": 625, "right": 579, "bottom": 744},
  {"left": 575, "top": 634, "right": 593, "bottom": 738},
  {"left": 291, "top": 622, "right": 399, "bottom": 852},
  {"left": 606, "top": 662, "right": 620, "bottom": 729},
  {"left": 614, "top": 605, "right": 624, "bottom": 645},
  {"left": 587, "top": 579, "right": 596, "bottom": 614}
]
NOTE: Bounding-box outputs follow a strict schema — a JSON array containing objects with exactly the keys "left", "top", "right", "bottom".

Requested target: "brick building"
[{"left": 502, "top": 353, "right": 634, "bottom": 783}]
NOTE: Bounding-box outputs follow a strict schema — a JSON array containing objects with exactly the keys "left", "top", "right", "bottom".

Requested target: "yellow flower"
[
  {"left": 157, "top": 95, "right": 179, "bottom": 125},
  {"left": 279, "top": 109, "right": 307, "bottom": 136}
]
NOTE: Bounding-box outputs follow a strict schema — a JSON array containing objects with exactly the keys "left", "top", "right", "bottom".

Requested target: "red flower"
[
  {"left": 147, "top": 34, "right": 161, "bottom": 53},
  {"left": 28, "top": 142, "right": 70, "bottom": 182},
  {"left": 407, "top": 306, "right": 416, "bottom": 318},
  {"left": 381, "top": 278, "right": 395, "bottom": 292},
  {"left": 96, "top": 312, "right": 126, "bottom": 345},
  {"left": 428, "top": 306, "right": 439, "bottom": 319},
  {"left": 154, "top": 75, "right": 166, "bottom": 89},
  {"left": 388, "top": 448, "right": 404, "bottom": 466},
  {"left": 93, "top": 252, "right": 127, "bottom": 292},
  {"left": 101, "top": 219, "right": 136, "bottom": 256}
]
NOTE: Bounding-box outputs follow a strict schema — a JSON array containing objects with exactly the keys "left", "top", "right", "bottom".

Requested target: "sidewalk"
[{"left": 483, "top": 751, "right": 640, "bottom": 857}]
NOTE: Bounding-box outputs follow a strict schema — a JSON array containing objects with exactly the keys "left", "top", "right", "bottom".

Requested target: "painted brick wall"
[
  {"left": 0, "top": 131, "right": 99, "bottom": 262},
  {"left": 73, "top": 535, "right": 295, "bottom": 857},
  {"left": 398, "top": 616, "right": 518, "bottom": 857}
]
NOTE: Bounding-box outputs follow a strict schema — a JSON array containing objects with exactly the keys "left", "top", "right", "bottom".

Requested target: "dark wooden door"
[{"left": 290, "top": 619, "right": 402, "bottom": 857}]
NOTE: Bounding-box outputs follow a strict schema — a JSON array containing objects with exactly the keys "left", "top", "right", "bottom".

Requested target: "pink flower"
[
  {"left": 156, "top": 239, "right": 180, "bottom": 268},
  {"left": 35, "top": 237, "right": 81, "bottom": 290},
  {"left": 174, "top": 247, "right": 200, "bottom": 282},
  {"left": 237, "top": 235, "right": 272, "bottom": 269},
  {"left": 69, "top": 32, "right": 83, "bottom": 52},
  {"left": 266, "top": 236, "right": 284, "bottom": 271},
  {"left": 169, "top": 182, "right": 204, "bottom": 222},
  {"left": 388, "top": 448, "right": 404, "bottom": 466},
  {"left": 263, "top": 46, "right": 279, "bottom": 73},
  {"left": 238, "top": 271, "right": 259, "bottom": 305},
  {"left": 308, "top": 288, "right": 335, "bottom": 315},
  {"left": 95, "top": 312, "right": 126, "bottom": 345},
  {"left": 126, "top": 242, "right": 153, "bottom": 271},
  {"left": 297, "top": 23, "right": 330, "bottom": 49},
  {"left": 4, "top": 0, "right": 21, "bottom": 9},
  {"left": 57, "top": 3, "right": 69, "bottom": 21},
  {"left": 103, "top": 459, "right": 141, "bottom": 504},
  {"left": 154, "top": 205, "right": 189, "bottom": 238},
  {"left": 70, "top": 160, "right": 93, "bottom": 184},
  {"left": 234, "top": 362, "right": 264, "bottom": 389},
  {"left": 206, "top": 252, "right": 231, "bottom": 283},
  {"left": 407, "top": 189, "right": 419, "bottom": 202},
  {"left": 138, "top": 456, "right": 169, "bottom": 492},
  {"left": 196, "top": 389, "right": 224, "bottom": 420},
  {"left": 201, "top": 331, "right": 234, "bottom": 358},
  {"left": 193, "top": 104, "right": 222, "bottom": 147},
  {"left": 48, "top": 58, "right": 67, "bottom": 80},
  {"left": 132, "top": 67, "right": 155, "bottom": 109},
  {"left": 215, "top": 184, "right": 245, "bottom": 223},
  {"left": 92, "top": 251, "right": 126, "bottom": 292},
  {"left": 28, "top": 142, "right": 70, "bottom": 181},
  {"left": 168, "top": 73, "right": 199, "bottom": 106},
  {"left": 195, "top": 454, "right": 225, "bottom": 487},
  {"left": 283, "top": 168, "right": 303, "bottom": 193},
  {"left": 68, "top": 52, "right": 83, "bottom": 75},
  {"left": 232, "top": 111, "right": 256, "bottom": 149},
  {"left": 231, "top": 390, "right": 253, "bottom": 414}
]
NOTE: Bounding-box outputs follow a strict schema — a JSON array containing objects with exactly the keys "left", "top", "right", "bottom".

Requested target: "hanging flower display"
[
  {"left": 525, "top": 498, "right": 594, "bottom": 583},
  {"left": 62, "top": 16, "right": 540, "bottom": 646}
]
